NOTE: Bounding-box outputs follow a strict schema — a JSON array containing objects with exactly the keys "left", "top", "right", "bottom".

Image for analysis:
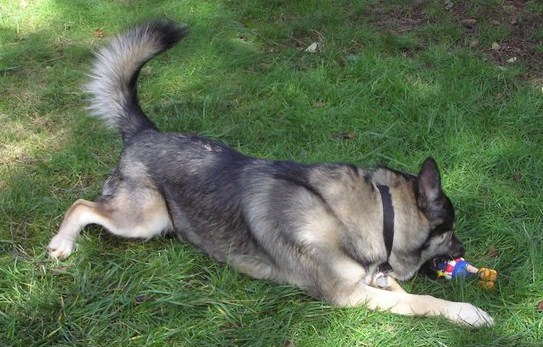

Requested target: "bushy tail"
[{"left": 85, "top": 20, "right": 188, "bottom": 142}]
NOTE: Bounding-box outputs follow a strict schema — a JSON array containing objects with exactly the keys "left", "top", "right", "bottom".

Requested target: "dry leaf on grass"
[
  {"left": 333, "top": 132, "right": 357, "bottom": 140},
  {"left": 94, "top": 29, "right": 105, "bottom": 38},
  {"left": 536, "top": 301, "right": 543, "bottom": 312}
]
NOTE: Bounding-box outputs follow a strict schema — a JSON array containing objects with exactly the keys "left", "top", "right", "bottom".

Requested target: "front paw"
[
  {"left": 47, "top": 234, "right": 75, "bottom": 260},
  {"left": 445, "top": 302, "right": 494, "bottom": 327}
]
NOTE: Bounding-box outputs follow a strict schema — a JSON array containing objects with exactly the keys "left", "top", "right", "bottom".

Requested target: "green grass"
[{"left": 1, "top": 0, "right": 542, "bottom": 345}]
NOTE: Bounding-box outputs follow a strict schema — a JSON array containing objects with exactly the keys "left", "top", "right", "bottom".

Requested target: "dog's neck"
[{"left": 377, "top": 185, "right": 395, "bottom": 262}]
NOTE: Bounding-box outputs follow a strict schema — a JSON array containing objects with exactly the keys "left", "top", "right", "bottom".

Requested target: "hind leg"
[
  {"left": 48, "top": 187, "right": 172, "bottom": 260},
  {"left": 228, "top": 255, "right": 278, "bottom": 281}
]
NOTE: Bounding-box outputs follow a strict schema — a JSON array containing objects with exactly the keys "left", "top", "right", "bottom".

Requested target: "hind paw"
[{"left": 47, "top": 234, "right": 75, "bottom": 260}]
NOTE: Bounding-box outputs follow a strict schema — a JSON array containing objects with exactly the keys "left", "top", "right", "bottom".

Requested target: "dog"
[{"left": 47, "top": 20, "right": 493, "bottom": 327}]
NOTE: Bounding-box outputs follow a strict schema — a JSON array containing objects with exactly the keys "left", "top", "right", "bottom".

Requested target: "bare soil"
[{"left": 364, "top": 0, "right": 543, "bottom": 77}]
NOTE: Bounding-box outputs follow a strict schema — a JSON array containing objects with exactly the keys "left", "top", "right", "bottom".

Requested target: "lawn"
[{"left": 1, "top": 0, "right": 542, "bottom": 346}]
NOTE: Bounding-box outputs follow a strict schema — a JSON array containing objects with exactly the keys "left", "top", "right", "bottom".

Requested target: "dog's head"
[{"left": 376, "top": 157, "right": 464, "bottom": 280}]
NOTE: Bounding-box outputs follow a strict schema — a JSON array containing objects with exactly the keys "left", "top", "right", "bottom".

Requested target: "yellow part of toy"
[
  {"left": 477, "top": 280, "right": 495, "bottom": 290},
  {"left": 478, "top": 268, "right": 498, "bottom": 282}
]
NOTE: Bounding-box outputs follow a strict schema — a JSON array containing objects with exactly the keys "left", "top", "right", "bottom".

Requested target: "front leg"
[
  {"left": 385, "top": 277, "right": 407, "bottom": 293},
  {"left": 312, "top": 251, "right": 492, "bottom": 327},
  {"left": 330, "top": 281, "right": 494, "bottom": 327}
]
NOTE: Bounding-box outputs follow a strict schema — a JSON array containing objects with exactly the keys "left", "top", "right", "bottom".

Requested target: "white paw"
[
  {"left": 446, "top": 302, "right": 494, "bottom": 327},
  {"left": 47, "top": 234, "right": 76, "bottom": 260}
]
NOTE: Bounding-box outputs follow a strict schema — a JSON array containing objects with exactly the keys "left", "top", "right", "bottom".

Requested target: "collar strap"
[{"left": 377, "top": 185, "right": 395, "bottom": 259}]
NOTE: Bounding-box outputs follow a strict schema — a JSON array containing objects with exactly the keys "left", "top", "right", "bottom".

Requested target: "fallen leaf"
[
  {"left": 461, "top": 19, "right": 478, "bottom": 28},
  {"left": 305, "top": 42, "right": 321, "bottom": 53},
  {"left": 334, "top": 132, "right": 356, "bottom": 140},
  {"left": 491, "top": 42, "right": 501, "bottom": 50},
  {"left": 507, "top": 57, "right": 518, "bottom": 63},
  {"left": 487, "top": 247, "right": 499, "bottom": 258},
  {"left": 94, "top": 29, "right": 105, "bottom": 38},
  {"left": 470, "top": 39, "right": 480, "bottom": 49},
  {"left": 135, "top": 294, "right": 150, "bottom": 304},
  {"left": 537, "top": 301, "right": 543, "bottom": 312}
]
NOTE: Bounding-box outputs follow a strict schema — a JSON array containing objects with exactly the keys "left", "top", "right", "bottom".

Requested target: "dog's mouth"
[
  {"left": 449, "top": 234, "right": 465, "bottom": 258},
  {"left": 422, "top": 244, "right": 466, "bottom": 274},
  {"left": 435, "top": 248, "right": 464, "bottom": 263},
  {"left": 422, "top": 244, "right": 466, "bottom": 276},
  {"left": 448, "top": 245, "right": 465, "bottom": 259}
]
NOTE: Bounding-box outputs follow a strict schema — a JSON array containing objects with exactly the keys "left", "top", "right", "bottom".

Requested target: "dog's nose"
[
  {"left": 450, "top": 234, "right": 465, "bottom": 258},
  {"left": 455, "top": 244, "right": 465, "bottom": 258}
]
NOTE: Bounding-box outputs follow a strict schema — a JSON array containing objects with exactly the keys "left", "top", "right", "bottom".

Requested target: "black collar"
[{"left": 377, "top": 185, "right": 395, "bottom": 260}]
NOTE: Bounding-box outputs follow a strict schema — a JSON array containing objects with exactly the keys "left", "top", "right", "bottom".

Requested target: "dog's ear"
[
  {"left": 417, "top": 157, "right": 456, "bottom": 231},
  {"left": 416, "top": 157, "right": 442, "bottom": 205}
]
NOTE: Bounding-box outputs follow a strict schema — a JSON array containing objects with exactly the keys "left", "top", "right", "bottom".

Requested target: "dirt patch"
[
  {"left": 364, "top": 0, "right": 543, "bottom": 76},
  {"left": 364, "top": 0, "right": 432, "bottom": 34},
  {"left": 455, "top": 0, "right": 542, "bottom": 76}
]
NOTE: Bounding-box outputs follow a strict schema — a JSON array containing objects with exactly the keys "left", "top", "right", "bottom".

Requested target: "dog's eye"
[{"left": 436, "top": 232, "right": 451, "bottom": 244}]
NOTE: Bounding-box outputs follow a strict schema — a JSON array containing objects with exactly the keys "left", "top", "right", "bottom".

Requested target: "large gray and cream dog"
[{"left": 48, "top": 21, "right": 493, "bottom": 327}]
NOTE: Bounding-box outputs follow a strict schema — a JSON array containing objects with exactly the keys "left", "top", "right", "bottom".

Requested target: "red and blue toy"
[{"left": 430, "top": 257, "right": 498, "bottom": 290}]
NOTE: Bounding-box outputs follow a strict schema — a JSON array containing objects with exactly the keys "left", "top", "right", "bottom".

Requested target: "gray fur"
[{"left": 48, "top": 21, "right": 493, "bottom": 327}]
